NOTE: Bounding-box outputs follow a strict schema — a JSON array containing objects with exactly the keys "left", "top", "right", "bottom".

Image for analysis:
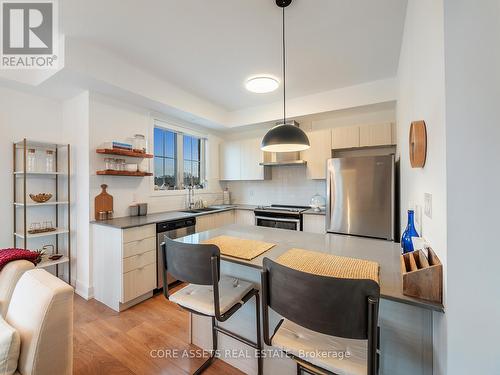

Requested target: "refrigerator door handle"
[{"left": 326, "top": 159, "right": 336, "bottom": 233}]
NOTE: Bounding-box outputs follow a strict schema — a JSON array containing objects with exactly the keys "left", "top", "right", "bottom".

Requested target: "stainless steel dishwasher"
[{"left": 156, "top": 217, "right": 196, "bottom": 289}]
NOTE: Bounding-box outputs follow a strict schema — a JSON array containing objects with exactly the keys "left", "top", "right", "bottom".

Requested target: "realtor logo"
[{"left": 1, "top": 0, "right": 59, "bottom": 69}]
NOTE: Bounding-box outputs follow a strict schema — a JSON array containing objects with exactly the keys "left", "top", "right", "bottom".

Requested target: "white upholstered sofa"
[
  {"left": 0, "top": 260, "right": 34, "bottom": 317},
  {"left": 0, "top": 267, "right": 74, "bottom": 375}
]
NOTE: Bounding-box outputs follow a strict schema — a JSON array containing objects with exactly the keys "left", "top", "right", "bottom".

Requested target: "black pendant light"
[{"left": 261, "top": 0, "right": 310, "bottom": 152}]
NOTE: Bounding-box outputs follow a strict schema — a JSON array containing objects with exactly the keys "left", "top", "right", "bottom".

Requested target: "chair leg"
[
  {"left": 297, "top": 362, "right": 302, "bottom": 375},
  {"left": 255, "top": 292, "right": 263, "bottom": 375},
  {"left": 193, "top": 317, "right": 217, "bottom": 375}
]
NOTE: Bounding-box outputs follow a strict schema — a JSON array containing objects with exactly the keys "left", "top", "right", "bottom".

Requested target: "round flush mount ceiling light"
[{"left": 245, "top": 76, "right": 280, "bottom": 93}]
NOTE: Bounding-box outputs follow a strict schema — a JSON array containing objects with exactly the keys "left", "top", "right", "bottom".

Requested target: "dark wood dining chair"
[
  {"left": 261, "top": 257, "right": 380, "bottom": 375},
  {"left": 162, "top": 237, "right": 263, "bottom": 375}
]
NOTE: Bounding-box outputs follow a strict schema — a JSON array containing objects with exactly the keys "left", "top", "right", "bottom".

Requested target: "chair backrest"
[
  {"left": 6, "top": 268, "right": 74, "bottom": 375},
  {"left": 0, "top": 260, "right": 34, "bottom": 317},
  {"left": 262, "top": 257, "right": 380, "bottom": 340},
  {"left": 163, "top": 237, "right": 220, "bottom": 286}
]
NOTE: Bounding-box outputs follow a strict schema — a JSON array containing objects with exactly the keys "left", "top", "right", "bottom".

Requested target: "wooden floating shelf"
[
  {"left": 96, "top": 148, "right": 153, "bottom": 158},
  {"left": 96, "top": 170, "right": 153, "bottom": 177}
]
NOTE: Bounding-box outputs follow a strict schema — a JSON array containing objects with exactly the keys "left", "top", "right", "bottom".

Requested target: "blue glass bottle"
[{"left": 401, "top": 210, "right": 419, "bottom": 254}]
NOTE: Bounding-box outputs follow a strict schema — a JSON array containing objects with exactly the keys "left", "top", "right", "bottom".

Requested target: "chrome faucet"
[{"left": 187, "top": 185, "right": 194, "bottom": 209}]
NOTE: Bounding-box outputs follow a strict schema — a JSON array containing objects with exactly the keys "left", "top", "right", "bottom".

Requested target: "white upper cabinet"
[
  {"left": 331, "top": 126, "right": 360, "bottom": 149},
  {"left": 219, "top": 141, "right": 241, "bottom": 180},
  {"left": 301, "top": 129, "right": 332, "bottom": 179},
  {"left": 240, "top": 138, "right": 266, "bottom": 180},
  {"left": 219, "top": 138, "right": 269, "bottom": 181},
  {"left": 331, "top": 123, "right": 394, "bottom": 150},
  {"left": 359, "top": 123, "right": 394, "bottom": 147}
]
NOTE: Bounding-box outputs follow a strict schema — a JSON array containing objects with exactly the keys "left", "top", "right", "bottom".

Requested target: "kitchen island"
[{"left": 178, "top": 224, "right": 441, "bottom": 375}]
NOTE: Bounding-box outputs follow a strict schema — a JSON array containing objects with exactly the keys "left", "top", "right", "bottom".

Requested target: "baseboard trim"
[{"left": 75, "top": 281, "right": 94, "bottom": 300}]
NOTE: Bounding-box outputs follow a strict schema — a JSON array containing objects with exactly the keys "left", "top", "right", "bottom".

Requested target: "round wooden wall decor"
[{"left": 409, "top": 120, "right": 427, "bottom": 168}]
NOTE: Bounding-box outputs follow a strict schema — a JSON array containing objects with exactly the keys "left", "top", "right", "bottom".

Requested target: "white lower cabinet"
[
  {"left": 235, "top": 209, "right": 255, "bottom": 226},
  {"left": 195, "top": 214, "right": 213, "bottom": 232},
  {"left": 195, "top": 210, "right": 235, "bottom": 233},
  {"left": 122, "top": 263, "right": 156, "bottom": 303},
  {"left": 93, "top": 223, "right": 157, "bottom": 312},
  {"left": 122, "top": 249, "right": 156, "bottom": 273},
  {"left": 93, "top": 209, "right": 249, "bottom": 312},
  {"left": 302, "top": 214, "right": 326, "bottom": 234},
  {"left": 215, "top": 210, "right": 235, "bottom": 227}
]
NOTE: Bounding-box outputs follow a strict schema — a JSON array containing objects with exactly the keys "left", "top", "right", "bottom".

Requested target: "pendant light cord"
[{"left": 282, "top": 6, "right": 286, "bottom": 125}]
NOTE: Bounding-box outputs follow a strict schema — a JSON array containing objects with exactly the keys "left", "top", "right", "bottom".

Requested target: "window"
[
  {"left": 183, "top": 135, "right": 201, "bottom": 187},
  {"left": 153, "top": 124, "right": 206, "bottom": 191},
  {"left": 154, "top": 127, "right": 177, "bottom": 190}
]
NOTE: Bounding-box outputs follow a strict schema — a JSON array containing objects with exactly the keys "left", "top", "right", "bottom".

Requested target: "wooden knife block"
[{"left": 401, "top": 247, "right": 443, "bottom": 304}]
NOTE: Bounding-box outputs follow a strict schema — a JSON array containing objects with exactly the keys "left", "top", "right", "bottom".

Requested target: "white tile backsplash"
[{"left": 223, "top": 166, "right": 326, "bottom": 206}]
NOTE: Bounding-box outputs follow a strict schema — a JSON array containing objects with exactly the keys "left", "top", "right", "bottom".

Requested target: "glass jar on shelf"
[
  {"left": 27, "top": 148, "right": 36, "bottom": 172},
  {"left": 104, "top": 158, "right": 114, "bottom": 170},
  {"left": 117, "top": 159, "right": 126, "bottom": 171},
  {"left": 132, "top": 134, "right": 147, "bottom": 153},
  {"left": 45, "top": 150, "right": 55, "bottom": 172}
]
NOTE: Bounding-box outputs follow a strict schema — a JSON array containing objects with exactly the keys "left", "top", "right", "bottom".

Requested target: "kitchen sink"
[
  {"left": 180, "top": 207, "right": 221, "bottom": 214},
  {"left": 194, "top": 207, "right": 220, "bottom": 212}
]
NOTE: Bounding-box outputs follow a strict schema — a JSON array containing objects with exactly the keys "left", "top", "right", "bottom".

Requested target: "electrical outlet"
[{"left": 424, "top": 193, "right": 432, "bottom": 218}]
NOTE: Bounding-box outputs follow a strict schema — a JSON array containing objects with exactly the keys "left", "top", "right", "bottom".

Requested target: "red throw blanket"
[{"left": 0, "top": 248, "right": 39, "bottom": 271}]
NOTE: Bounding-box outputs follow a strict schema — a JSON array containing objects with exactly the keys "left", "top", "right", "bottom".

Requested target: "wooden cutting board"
[{"left": 95, "top": 184, "right": 113, "bottom": 220}]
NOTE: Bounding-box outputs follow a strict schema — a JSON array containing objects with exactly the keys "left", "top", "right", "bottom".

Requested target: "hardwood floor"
[{"left": 73, "top": 288, "right": 244, "bottom": 375}]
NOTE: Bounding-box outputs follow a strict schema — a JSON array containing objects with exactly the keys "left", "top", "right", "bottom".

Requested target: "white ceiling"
[{"left": 61, "top": 0, "right": 407, "bottom": 112}]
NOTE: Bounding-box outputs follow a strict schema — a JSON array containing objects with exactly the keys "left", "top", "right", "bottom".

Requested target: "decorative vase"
[{"left": 401, "top": 209, "right": 419, "bottom": 253}]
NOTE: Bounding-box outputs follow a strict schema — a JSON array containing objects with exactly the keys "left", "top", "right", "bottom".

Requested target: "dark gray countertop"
[
  {"left": 91, "top": 204, "right": 258, "bottom": 229},
  {"left": 179, "top": 224, "right": 444, "bottom": 312},
  {"left": 231, "top": 204, "right": 259, "bottom": 211}
]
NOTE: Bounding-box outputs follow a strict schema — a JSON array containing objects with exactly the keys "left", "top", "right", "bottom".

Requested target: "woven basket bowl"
[{"left": 29, "top": 193, "right": 53, "bottom": 203}]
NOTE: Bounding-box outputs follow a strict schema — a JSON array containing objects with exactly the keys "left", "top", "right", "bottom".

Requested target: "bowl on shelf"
[
  {"left": 125, "top": 163, "right": 138, "bottom": 172},
  {"left": 29, "top": 193, "right": 53, "bottom": 203}
]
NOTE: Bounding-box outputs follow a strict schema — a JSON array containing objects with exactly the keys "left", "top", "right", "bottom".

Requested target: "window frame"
[{"left": 151, "top": 119, "right": 207, "bottom": 196}]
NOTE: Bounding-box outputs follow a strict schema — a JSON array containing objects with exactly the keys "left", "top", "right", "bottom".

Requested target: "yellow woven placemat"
[
  {"left": 276, "top": 248, "right": 379, "bottom": 283},
  {"left": 202, "top": 235, "right": 276, "bottom": 260}
]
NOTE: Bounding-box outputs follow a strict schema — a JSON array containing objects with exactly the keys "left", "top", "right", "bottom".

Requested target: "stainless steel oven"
[
  {"left": 254, "top": 205, "right": 309, "bottom": 231},
  {"left": 255, "top": 215, "right": 301, "bottom": 231},
  {"left": 156, "top": 217, "right": 196, "bottom": 288}
]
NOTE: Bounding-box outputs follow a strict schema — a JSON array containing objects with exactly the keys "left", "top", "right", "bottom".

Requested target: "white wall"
[
  {"left": 396, "top": 2, "right": 447, "bottom": 374},
  {"left": 89, "top": 93, "right": 224, "bottom": 220},
  {"left": 0, "top": 87, "right": 63, "bottom": 246},
  {"left": 444, "top": 1, "right": 500, "bottom": 374},
  {"left": 224, "top": 104, "right": 395, "bottom": 206},
  {"left": 62, "top": 91, "right": 91, "bottom": 297},
  {"left": 0, "top": 87, "right": 79, "bottom": 282}
]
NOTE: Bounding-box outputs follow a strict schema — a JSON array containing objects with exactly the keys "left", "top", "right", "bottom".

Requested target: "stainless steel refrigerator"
[{"left": 326, "top": 155, "right": 395, "bottom": 240}]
